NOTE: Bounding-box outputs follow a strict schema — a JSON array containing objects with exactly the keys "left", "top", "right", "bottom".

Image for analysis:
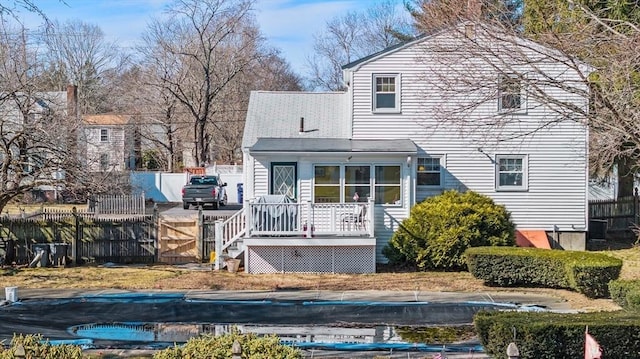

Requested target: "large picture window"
[
  {"left": 496, "top": 155, "right": 527, "bottom": 191},
  {"left": 373, "top": 74, "right": 400, "bottom": 113},
  {"left": 313, "top": 164, "right": 402, "bottom": 205}
]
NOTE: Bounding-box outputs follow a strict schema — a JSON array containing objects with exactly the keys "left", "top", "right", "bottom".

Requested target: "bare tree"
[
  {"left": 40, "top": 19, "right": 123, "bottom": 114},
  {"left": 0, "top": 21, "right": 86, "bottom": 213},
  {"left": 410, "top": 0, "right": 640, "bottom": 198},
  {"left": 307, "top": 0, "right": 416, "bottom": 91},
  {"left": 140, "top": 0, "right": 262, "bottom": 167},
  {"left": 0, "top": 0, "right": 62, "bottom": 23}
]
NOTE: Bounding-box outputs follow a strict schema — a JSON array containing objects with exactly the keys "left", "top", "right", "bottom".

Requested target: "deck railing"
[{"left": 245, "top": 199, "right": 375, "bottom": 238}]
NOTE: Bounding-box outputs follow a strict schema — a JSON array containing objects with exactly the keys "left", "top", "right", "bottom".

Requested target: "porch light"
[{"left": 406, "top": 155, "right": 412, "bottom": 167}]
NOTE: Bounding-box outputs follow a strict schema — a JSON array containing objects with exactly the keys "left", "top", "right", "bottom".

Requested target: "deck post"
[
  {"left": 367, "top": 198, "right": 375, "bottom": 237},
  {"left": 305, "top": 201, "right": 312, "bottom": 238},
  {"left": 214, "top": 219, "right": 223, "bottom": 270},
  {"left": 244, "top": 199, "right": 251, "bottom": 236}
]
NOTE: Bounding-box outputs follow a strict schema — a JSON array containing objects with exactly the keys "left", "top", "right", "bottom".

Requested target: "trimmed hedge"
[
  {"left": 610, "top": 279, "right": 640, "bottom": 311},
  {"left": 474, "top": 310, "right": 640, "bottom": 359},
  {"left": 465, "top": 246, "right": 622, "bottom": 298},
  {"left": 383, "top": 190, "right": 515, "bottom": 270}
]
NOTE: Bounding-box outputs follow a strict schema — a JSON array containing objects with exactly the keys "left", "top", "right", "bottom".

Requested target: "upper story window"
[
  {"left": 373, "top": 74, "right": 400, "bottom": 113},
  {"left": 100, "top": 128, "right": 109, "bottom": 142},
  {"left": 417, "top": 157, "right": 442, "bottom": 187},
  {"left": 496, "top": 155, "right": 527, "bottom": 191},
  {"left": 498, "top": 74, "right": 525, "bottom": 112}
]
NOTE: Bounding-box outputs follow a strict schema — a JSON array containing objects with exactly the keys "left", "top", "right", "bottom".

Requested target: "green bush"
[
  {"left": 383, "top": 190, "right": 515, "bottom": 270},
  {"left": 466, "top": 247, "right": 622, "bottom": 298},
  {"left": 610, "top": 279, "right": 640, "bottom": 311},
  {"left": 474, "top": 310, "right": 640, "bottom": 359},
  {"left": 153, "top": 328, "right": 302, "bottom": 359},
  {"left": 0, "top": 334, "right": 82, "bottom": 359}
]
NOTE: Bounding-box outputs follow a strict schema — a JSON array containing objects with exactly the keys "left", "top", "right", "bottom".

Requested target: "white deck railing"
[{"left": 244, "top": 199, "right": 375, "bottom": 238}]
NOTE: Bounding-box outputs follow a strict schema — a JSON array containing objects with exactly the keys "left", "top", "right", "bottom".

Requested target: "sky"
[{"left": 18, "top": 0, "right": 390, "bottom": 77}]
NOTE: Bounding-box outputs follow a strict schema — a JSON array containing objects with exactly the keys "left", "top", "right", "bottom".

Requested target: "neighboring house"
[
  {"left": 81, "top": 114, "right": 138, "bottom": 172},
  {"left": 0, "top": 88, "right": 71, "bottom": 201},
  {"left": 239, "top": 22, "right": 589, "bottom": 273}
]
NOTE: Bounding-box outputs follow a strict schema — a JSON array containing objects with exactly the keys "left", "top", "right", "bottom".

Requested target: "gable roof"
[
  {"left": 242, "top": 91, "right": 350, "bottom": 149},
  {"left": 342, "top": 22, "right": 586, "bottom": 72},
  {"left": 83, "top": 114, "right": 130, "bottom": 126}
]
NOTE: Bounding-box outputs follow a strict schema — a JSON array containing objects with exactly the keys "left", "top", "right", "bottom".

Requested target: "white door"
[{"left": 271, "top": 163, "right": 297, "bottom": 199}]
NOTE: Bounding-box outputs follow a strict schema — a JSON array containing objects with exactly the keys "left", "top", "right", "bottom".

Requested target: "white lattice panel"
[
  {"left": 334, "top": 246, "right": 376, "bottom": 273},
  {"left": 247, "top": 245, "right": 375, "bottom": 274}
]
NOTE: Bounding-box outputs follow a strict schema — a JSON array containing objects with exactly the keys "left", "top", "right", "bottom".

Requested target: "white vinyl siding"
[{"left": 349, "top": 26, "right": 588, "bottom": 235}]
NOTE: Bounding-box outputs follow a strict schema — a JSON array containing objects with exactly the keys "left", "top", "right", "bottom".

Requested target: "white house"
[
  {"left": 238, "top": 22, "right": 589, "bottom": 273},
  {"left": 81, "top": 114, "right": 137, "bottom": 172}
]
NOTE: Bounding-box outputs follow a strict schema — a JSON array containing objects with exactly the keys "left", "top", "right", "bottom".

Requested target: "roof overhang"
[{"left": 249, "top": 138, "right": 417, "bottom": 155}]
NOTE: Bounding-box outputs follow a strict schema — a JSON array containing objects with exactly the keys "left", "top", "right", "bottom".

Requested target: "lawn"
[{"left": 2, "top": 246, "right": 639, "bottom": 312}]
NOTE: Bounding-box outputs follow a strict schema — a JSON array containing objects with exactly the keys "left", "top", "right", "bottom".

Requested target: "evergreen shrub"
[
  {"left": 0, "top": 334, "right": 82, "bottom": 359},
  {"left": 383, "top": 190, "right": 515, "bottom": 270},
  {"left": 610, "top": 279, "right": 640, "bottom": 311},
  {"left": 153, "top": 328, "right": 302, "bottom": 359}
]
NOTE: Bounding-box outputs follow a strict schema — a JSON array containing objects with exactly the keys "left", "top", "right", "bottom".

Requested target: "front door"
[{"left": 271, "top": 162, "right": 297, "bottom": 199}]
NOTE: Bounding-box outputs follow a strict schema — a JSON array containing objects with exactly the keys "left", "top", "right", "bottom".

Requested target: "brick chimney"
[
  {"left": 66, "top": 84, "right": 78, "bottom": 120},
  {"left": 466, "top": 0, "right": 482, "bottom": 20}
]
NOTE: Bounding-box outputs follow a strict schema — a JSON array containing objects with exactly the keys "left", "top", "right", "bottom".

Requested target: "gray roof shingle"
[{"left": 242, "top": 91, "right": 350, "bottom": 149}]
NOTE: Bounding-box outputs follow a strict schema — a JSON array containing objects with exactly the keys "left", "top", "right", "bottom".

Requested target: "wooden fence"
[
  {"left": 88, "top": 193, "right": 146, "bottom": 215},
  {"left": 0, "top": 209, "right": 158, "bottom": 266},
  {"left": 589, "top": 195, "right": 639, "bottom": 240}
]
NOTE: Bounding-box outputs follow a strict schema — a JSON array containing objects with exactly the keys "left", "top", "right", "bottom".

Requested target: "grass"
[{"left": 3, "top": 248, "right": 639, "bottom": 312}]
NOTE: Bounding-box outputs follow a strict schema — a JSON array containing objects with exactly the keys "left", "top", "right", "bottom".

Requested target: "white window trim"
[
  {"left": 312, "top": 163, "right": 403, "bottom": 206},
  {"left": 498, "top": 74, "right": 527, "bottom": 114},
  {"left": 372, "top": 73, "right": 401, "bottom": 114},
  {"left": 417, "top": 155, "right": 444, "bottom": 188},
  {"left": 495, "top": 154, "right": 528, "bottom": 191}
]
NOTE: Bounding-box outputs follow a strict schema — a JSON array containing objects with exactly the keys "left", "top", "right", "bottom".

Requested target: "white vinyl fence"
[{"left": 130, "top": 166, "right": 243, "bottom": 203}]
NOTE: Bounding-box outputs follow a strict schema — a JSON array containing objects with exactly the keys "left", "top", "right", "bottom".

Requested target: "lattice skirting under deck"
[{"left": 246, "top": 245, "right": 376, "bottom": 274}]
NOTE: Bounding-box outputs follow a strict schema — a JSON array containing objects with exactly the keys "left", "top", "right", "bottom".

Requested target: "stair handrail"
[{"left": 220, "top": 208, "right": 246, "bottom": 252}]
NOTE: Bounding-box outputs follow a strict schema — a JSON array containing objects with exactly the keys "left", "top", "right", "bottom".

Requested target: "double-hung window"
[
  {"left": 375, "top": 166, "right": 401, "bottom": 205},
  {"left": 498, "top": 74, "right": 525, "bottom": 112},
  {"left": 417, "top": 157, "right": 442, "bottom": 187},
  {"left": 496, "top": 155, "right": 527, "bottom": 191},
  {"left": 373, "top": 74, "right": 400, "bottom": 113},
  {"left": 100, "top": 128, "right": 109, "bottom": 142},
  {"left": 314, "top": 165, "right": 340, "bottom": 203}
]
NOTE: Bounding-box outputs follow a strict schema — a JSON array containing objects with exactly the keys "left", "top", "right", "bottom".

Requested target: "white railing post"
[
  {"left": 368, "top": 198, "right": 375, "bottom": 237},
  {"left": 244, "top": 199, "right": 252, "bottom": 237},
  {"left": 305, "top": 200, "right": 312, "bottom": 238},
  {"left": 214, "top": 219, "right": 223, "bottom": 271}
]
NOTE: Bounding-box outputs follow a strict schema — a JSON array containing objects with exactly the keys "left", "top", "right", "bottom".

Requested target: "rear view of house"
[{"left": 240, "top": 22, "right": 590, "bottom": 273}]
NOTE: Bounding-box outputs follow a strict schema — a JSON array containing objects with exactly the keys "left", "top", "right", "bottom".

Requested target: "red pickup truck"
[{"left": 181, "top": 175, "right": 228, "bottom": 210}]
